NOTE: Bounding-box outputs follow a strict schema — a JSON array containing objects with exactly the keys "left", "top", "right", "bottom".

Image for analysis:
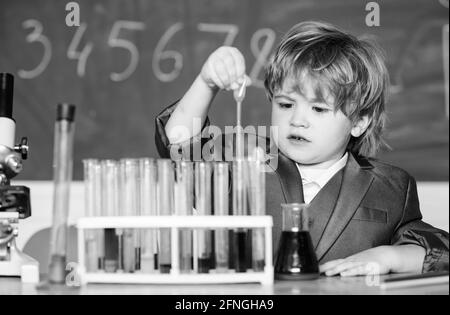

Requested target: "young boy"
[{"left": 155, "top": 21, "right": 449, "bottom": 276}]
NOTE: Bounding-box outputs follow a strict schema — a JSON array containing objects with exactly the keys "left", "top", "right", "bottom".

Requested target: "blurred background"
[{"left": 0, "top": 0, "right": 448, "bottom": 270}]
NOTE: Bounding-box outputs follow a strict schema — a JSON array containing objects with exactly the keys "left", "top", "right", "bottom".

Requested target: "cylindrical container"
[
  {"left": 119, "top": 158, "right": 140, "bottom": 273},
  {"left": 0, "top": 73, "right": 16, "bottom": 149},
  {"left": 248, "top": 158, "right": 266, "bottom": 272},
  {"left": 82, "top": 159, "right": 101, "bottom": 272},
  {"left": 101, "top": 160, "right": 120, "bottom": 273},
  {"left": 139, "top": 158, "right": 158, "bottom": 273},
  {"left": 232, "top": 159, "right": 247, "bottom": 216},
  {"left": 232, "top": 159, "right": 248, "bottom": 272},
  {"left": 174, "top": 161, "right": 194, "bottom": 272},
  {"left": 275, "top": 203, "right": 319, "bottom": 280},
  {"left": 213, "top": 162, "right": 229, "bottom": 272},
  {"left": 48, "top": 103, "right": 76, "bottom": 283},
  {"left": 195, "top": 162, "right": 213, "bottom": 273},
  {"left": 92, "top": 160, "right": 105, "bottom": 271},
  {"left": 157, "top": 159, "right": 174, "bottom": 273}
]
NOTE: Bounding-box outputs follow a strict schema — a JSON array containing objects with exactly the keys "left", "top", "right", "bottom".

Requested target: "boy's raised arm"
[
  {"left": 164, "top": 46, "right": 250, "bottom": 145},
  {"left": 165, "top": 75, "right": 218, "bottom": 144}
]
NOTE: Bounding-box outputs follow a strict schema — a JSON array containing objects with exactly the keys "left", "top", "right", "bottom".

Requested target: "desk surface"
[{"left": 1, "top": 275, "right": 448, "bottom": 295}]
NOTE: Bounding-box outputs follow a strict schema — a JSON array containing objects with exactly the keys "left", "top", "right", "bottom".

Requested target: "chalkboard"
[{"left": 0, "top": 0, "right": 448, "bottom": 180}]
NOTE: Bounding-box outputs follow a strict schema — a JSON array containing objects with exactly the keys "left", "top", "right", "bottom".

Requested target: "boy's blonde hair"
[{"left": 264, "top": 21, "right": 390, "bottom": 157}]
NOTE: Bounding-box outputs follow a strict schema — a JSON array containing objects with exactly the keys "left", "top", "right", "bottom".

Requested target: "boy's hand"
[
  {"left": 200, "top": 46, "right": 251, "bottom": 91},
  {"left": 319, "top": 245, "right": 426, "bottom": 277},
  {"left": 319, "top": 246, "right": 396, "bottom": 277}
]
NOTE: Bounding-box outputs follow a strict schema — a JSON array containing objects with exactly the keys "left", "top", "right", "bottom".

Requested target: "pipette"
[
  {"left": 232, "top": 78, "right": 249, "bottom": 272},
  {"left": 233, "top": 78, "right": 247, "bottom": 159}
]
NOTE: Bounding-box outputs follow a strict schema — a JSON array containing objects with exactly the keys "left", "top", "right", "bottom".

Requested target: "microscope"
[{"left": 0, "top": 73, "right": 39, "bottom": 283}]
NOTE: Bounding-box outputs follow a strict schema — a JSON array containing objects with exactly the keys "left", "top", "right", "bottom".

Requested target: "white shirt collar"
[{"left": 296, "top": 153, "right": 348, "bottom": 189}]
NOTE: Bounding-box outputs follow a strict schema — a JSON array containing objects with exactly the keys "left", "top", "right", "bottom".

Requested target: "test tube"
[
  {"left": 139, "top": 158, "right": 158, "bottom": 273},
  {"left": 232, "top": 159, "right": 248, "bottom": 272},
  {"left": 213, "top": 162, "right": 229, "bottom": 272},
  {"left": 157, "top": 159, "right": 174, "bottom": 273},
  {"left": 101, "top": 160, "right": 120, "bottom": 273},
  {"left": 119, "top": 159, "right": 140, "bottom": 273},
  {"left": 195, "top": 162, "right": 213, "bottom": 273},
  {"left": 48, "top": 103, "right": 76, "bottom": 283},
  {"left": 247, "top": 157, "right": 266, "bottom": 272},
  {"left": 93, "top": 160, "right": 105, "bottom": 270},
  {"left": 174, "top": 161, "right": 194, "bottom": 272},
  {"left": 82, "top": 159, "right": 100, "bottom": 273}
]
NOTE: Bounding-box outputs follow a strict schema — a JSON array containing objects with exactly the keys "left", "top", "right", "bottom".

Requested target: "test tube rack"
[{"left": 77, "top": 215, "right": 274, "bottom": 285}]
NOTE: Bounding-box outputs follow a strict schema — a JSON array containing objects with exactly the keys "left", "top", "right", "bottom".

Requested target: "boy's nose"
[{"left": 289, "top": 107, "right": 310, "bottom": 128}]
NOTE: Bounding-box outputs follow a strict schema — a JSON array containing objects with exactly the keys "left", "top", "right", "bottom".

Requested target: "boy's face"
[{"left": 271, "top": 77, "right": 354, "bottom": 168}]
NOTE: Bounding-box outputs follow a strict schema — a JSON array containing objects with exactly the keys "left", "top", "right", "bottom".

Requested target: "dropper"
[
  {"left": 232, "top": 78, "right": 249, "bottom": 272},
  {"left": 233, "top": 78, "right": 247, "bottom": 159}
]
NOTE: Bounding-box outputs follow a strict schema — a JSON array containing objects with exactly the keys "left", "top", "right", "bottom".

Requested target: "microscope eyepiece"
[{"left": 0, "top": 73, "right": 14, "bottom": 119}]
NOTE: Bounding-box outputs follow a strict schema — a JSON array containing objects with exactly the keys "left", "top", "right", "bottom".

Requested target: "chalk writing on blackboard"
[
  {"left": 108, "top": 21, "right": 146, "bottom": 82},
  {"left": 14, "top": 19, "right": 277, "bottom": 87},
  {"left": 152, "top": 22, "right": 184, "bottom": 83},
  {"left": 249, "top": 28, "right": 276, "bottom": 88},
  {"left": 197, "top": 23, "right": 239, "bottom": 47},
  {"left": 17, "top": 19, "right": 52, "bottom": 79},
  {"left": 67, "top": 23, "right": 93, "bottom": 77}
]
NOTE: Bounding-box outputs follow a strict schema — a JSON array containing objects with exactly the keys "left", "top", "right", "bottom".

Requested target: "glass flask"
[{"left": 275, "top": 203, "right": 319, "bottom": 280}]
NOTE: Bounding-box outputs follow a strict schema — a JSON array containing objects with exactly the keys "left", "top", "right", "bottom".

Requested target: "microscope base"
[{"left": 0, "top": 239, "right": 39, "bottom": 283}]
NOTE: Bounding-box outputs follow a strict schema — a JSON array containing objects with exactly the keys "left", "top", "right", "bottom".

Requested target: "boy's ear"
[{"left": 351, "top": 116, "right": 370, "bottom": 138}]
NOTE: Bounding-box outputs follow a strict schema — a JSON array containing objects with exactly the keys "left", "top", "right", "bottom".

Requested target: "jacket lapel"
[
  {"left": 308, "top": 169, "right": 344, "bottom": 249},
  {"left": 315, "top": 153, "right": 375, "bottom": 261},
  {"left": 274, "top": 151, "right": 304, "bottom": 203}
]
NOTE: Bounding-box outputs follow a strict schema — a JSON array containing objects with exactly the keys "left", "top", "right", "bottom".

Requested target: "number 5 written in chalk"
[{"left": 108, "top": 20, "right": 146, "bottom": 82}]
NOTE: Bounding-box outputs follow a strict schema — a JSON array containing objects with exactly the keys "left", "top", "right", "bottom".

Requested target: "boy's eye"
[
  {"left": 278, "top": 103, "right": 293, "bottom": 109},
  {"left": 312, "top": 106, "right": 329, "bottom": 113}
]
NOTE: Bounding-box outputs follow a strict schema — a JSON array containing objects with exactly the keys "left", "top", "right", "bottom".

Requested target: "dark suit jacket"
[{"left": 155, "top": 102, "right": 449, "bottom": 273}]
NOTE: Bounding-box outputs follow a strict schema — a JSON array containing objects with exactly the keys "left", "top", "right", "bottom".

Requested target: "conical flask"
[{"left": 275, "top": 203, "right": 319, "bottom": 280}]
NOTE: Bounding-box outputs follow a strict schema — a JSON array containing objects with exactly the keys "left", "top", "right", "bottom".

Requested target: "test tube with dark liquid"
[
  {"left": 174, "top": 161, "right": 194, "bottom": 273},
  {"left": 157, "top": 159, "right": 174, "bottom": 273},
  {"left": 101, "top": 160, "right": 120, "bottom": 273},
  {"left": 139, "top": 158, "right": 158, "bottom": 273},
  {"left": 195, "top": 162, "right": 213, "bottom": 273},
  {"left": 232, "top": 159, "right": 249, "bottom": 272},
  {"left": 275, "top": 203, "right": 319, "bottom": 280}
]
